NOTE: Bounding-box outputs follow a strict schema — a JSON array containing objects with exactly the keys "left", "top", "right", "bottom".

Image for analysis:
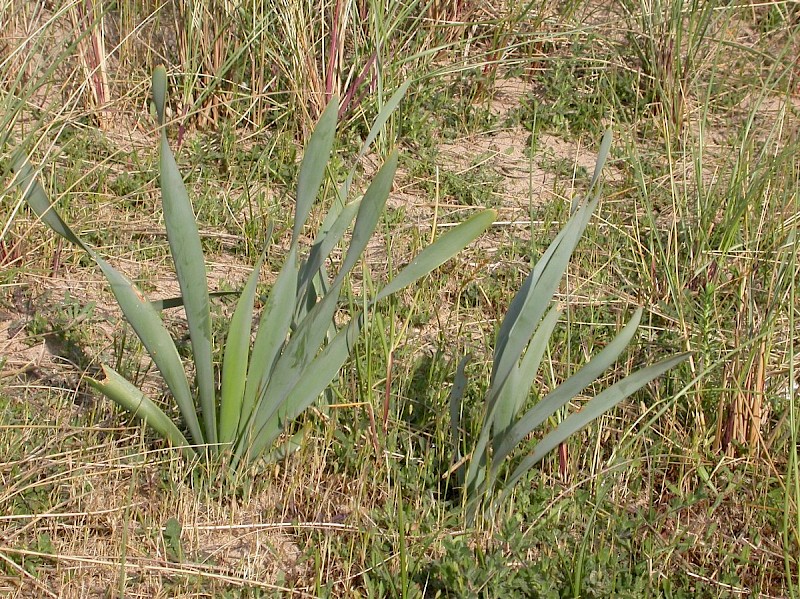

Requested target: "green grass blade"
[
  {"left": 492, "top": 308, "right": 644, "bottom": 466},
  {"left": 293, "top": 96, "right": 338, "bottom": 245},
  {"left": 496, "top": 352, "right": 692, "bottom": 509},
  {"left": 375, "top": 209, "right": 497, "bottom": 302},
  {"left": 89, "top": 364, "right": 192, "bottom": 456},
  {"left": 159, "top": 130, "right": 216, "bottom": 447},
  {"left": 218, "top": 254, "right": 265, "bottom": 446}
]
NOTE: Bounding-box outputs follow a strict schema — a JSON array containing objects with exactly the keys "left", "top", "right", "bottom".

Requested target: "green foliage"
[
  {"left": 13, "top": 67, "right": 495, "bottom": 474},
  {"left": 5, "top": 3, "right": 797, "bottom": 594},
  {"left": 510, "top": 39, "right": 644, "bottom": 137},
  {"left": 22, "top": 290, "right": 96, "bottom": 371},
  {"left": 162, "top": 517, "right": 185, "bottom": 563},
  {"left": 618, "top": 0, "right": 720, "bottom": 139},
  {"left": 404, "top": 148, "right": 503, "bottom": 208},
  {"left": 421, "top": 528, "right": 565, "bottom": 598},
  {"left": 398, "top": 74, "right": 499, "bottom": 148},
  {"left": 450, "top": 130, "right": 691, "bottom": 521}
]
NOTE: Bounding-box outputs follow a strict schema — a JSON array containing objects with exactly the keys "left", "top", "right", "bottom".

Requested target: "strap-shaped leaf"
[
  {"left": 293, "top": 96, "right": 339, "bottom": 245},
  {"left": 449, "top": 354, "right": 472, "bottom": 484},
  {"left": 375, "top": 209, "right": 497, "bottom": 302},
  {"left": 589, "top": 129, "right": 613, "bottom": 192},
  {"left": 489, "top": 197, "right": 596, "bottom": 401},
  {"left": 295, "top": 149, "right": 396, "bottom": 322},
  {"left": 235, "top": 278, "right": 345, "bottom": 464},
  {"left": 330, "top": 152, "right": 398, "bottom": 289},
  {"left": 293, "top": 150, "right": 396, "bottom": 333},
  {"left": 466, "top": 204, "right": 594, "bottom": 495},
  {"left": 492, "top": 308, "right": 644, "bottom": 466},
  {"left": 91, "top": 252, "right": 205, "bottom": 445},
  {"left": 258, "top": 280, "right": 345, "bottom": 406},
  {"left": 159, "top": 130, "right": 216, "bottom": 447},
  {"left": 152, "top": 65, "right": 167, "bottom": 125},
  {"left": 245, "top": 314, "right": 363, "bottom": 463},
  {"left": 491, "top": 305, "right": 561, "bottom": 442},
  {"left": 240, "top": 246, "right": 299, "bottom": 434},
  {"left": 11, "top": 151, "right": 88, "bottom": 250},
  {"left": 495, "top": 352, "right": 692, "bottom": 509},
  {"left": 356, "top": 80, "right": 411, "bottom": 162},
  {"left": 219, "top": 253, "right": 266, "bottom": 445},
  {"left": 295, "top": 81, "right": 410, "bottom": 307},
  {"left": 261, "top": 425, "right": 310, "bottom": 464},
  {"left": 572, "top": 128, "right": 612, "bottom": 214},
  {"left": 339, "top": 80, "right": 412, "bottom": 204},
  {"left": 88, "top": 365, "right": 193, "bottom": 458},
  {"left": 296, "top": 198, "right": 361, "bottom": 308},
  {"left": 150, "top": 290, "right": 239, "bottom": 311},
  {"left": 152, "top": 67, "right": 215, "bottom": 446},
  {"left": 13, "top": 151, "right": 204, "bottom": 446},
  {"left": 493, "top": 129, "right": 610, "bottom": 385},
  {"left": 489, "top": 129, "right": 612, "bottom": 433},
  {"left": 465, "top": 130, "right": 612, "bottom": 509}
]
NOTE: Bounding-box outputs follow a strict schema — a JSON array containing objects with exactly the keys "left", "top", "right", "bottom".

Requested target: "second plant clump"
[
  {"left": 14, "top": 68, "right": 689, "bottom": 519},
  {"left": 450, "top": 130, "right": 690, "bottom": 521}
]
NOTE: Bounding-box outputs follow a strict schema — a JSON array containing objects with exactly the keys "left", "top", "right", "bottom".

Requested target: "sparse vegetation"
[{"left": 1, "top": 0, "right": 799, "bottom": 596}]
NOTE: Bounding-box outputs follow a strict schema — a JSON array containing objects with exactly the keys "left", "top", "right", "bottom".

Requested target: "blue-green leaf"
[
  {"left": 293, "top": 97, "right": 338, "bottom": 245},
  {"left": 219, "top": 253, "right": 265, "bottom": 445},
  {"left": 496, "top": 352, "right": 691, "bottom": 509},
  {"left": 89, "top": 365, "right": 194, "bottom": 459},
  {"left": 159, "top": 130, "right": 216, "bottom": 447},
  {"left": 492, "top": 308, "right": 644, "bottom": 466}
]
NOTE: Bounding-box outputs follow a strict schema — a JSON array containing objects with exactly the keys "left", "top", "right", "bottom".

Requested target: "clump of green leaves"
[
  {"left": 13, "top": 67, "right": 496, "bottom": 472},
  {"left": 450, "top": 130, "right": 691, "bottom": 522}
]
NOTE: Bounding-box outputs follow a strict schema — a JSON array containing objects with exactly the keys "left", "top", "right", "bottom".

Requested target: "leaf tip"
[{"left": 152, "top": 66, "right": 168, "bottom": 126}]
